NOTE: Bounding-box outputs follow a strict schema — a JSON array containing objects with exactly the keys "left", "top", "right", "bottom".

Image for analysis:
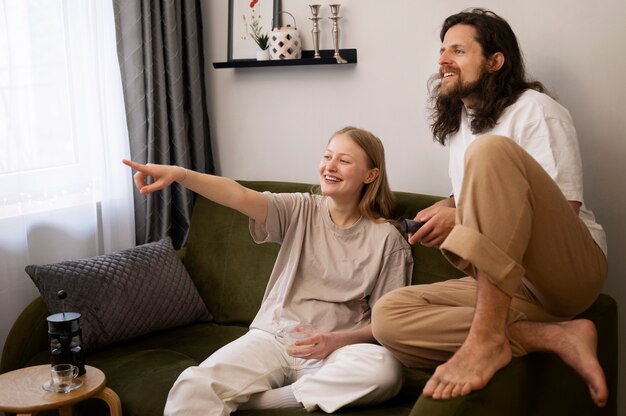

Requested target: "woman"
[{"left": 123, "top": 126, "right": 413, "bottom": 414}]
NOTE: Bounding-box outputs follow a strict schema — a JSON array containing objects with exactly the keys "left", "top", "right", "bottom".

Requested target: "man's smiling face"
[{"left": 438, "top": 24, "right": 490, "bottom": 107}]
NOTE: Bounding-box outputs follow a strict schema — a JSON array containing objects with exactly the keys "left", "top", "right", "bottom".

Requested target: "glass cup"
[
  {"left": 276, "top": 323, "right": 315, "bottom": 357},
  {"left": 50, "top": 363, "right": 79, "bottom": 393}
]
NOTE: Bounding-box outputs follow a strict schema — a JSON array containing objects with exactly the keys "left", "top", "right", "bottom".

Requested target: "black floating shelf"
[{"left": 213, "top": 49, "right": 357, "bottom": 69}]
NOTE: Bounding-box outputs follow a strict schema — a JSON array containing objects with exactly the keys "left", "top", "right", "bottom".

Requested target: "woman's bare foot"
[{"left": 423, "top": 329, "right": 512, "bottom": 399}]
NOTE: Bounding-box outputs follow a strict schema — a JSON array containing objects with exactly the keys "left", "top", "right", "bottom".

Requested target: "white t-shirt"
[
  {"left": 448, "top": 89, "right": 607, "bottom": 255},
  {"left": 249, "top": 192, "right": 413, "bottom": 335}
]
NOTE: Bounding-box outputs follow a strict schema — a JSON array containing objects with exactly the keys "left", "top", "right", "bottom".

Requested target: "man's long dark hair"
[{"left": 429, "top": 8, "right": 546, "bottom": 145}]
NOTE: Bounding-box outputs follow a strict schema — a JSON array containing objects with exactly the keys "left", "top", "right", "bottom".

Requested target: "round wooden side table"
[{"left": 0, "top": 364, "right": 121, "bottom": 416}]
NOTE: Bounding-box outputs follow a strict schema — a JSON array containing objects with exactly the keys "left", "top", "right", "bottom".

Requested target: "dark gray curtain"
[{"left": 112, "top": 0, "right": 214, "bottom": 249}]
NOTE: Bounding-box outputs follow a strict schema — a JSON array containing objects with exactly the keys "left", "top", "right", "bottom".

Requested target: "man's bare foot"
[
  {"left": 546, "top": 319, "right": 607, "bottom": 407},
  {"left": 509, "top": 318, "right": 607, "bottom": 407},
  {"left": 423, "top": 330, "right": 512, "bottom": 399}
]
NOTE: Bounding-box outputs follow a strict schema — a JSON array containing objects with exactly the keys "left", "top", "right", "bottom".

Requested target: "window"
[{"left": 0, "top": 1, "right": 126, "bottom": 219}]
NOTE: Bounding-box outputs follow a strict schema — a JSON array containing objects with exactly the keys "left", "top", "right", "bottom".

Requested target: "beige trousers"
[{"left": 372, "top": 135, "right": 607, "bottom": 369}]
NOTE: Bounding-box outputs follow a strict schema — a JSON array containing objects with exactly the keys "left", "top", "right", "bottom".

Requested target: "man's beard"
[{"left": 438, "top": 68, "right": 489, "bottom": 101}]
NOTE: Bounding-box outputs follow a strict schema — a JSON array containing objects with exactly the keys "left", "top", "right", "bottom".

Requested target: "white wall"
[{"left": 202, "top": 0, "right": 626, "bottom": 413}]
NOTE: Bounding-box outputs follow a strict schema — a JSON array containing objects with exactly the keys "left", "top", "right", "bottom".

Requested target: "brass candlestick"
[
  {"left": 329, "top": 4, "right": 347, "bottom": 64},
  {"left": 309, "top": 5, "right": 321, "bottom": 58}
]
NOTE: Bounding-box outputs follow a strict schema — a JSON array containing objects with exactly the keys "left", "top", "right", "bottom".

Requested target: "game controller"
[{"left": 401, "top": 219, "right": 425, "bottom": 234}]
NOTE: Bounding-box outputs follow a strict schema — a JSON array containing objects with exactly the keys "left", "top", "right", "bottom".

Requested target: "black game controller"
[{"left": 401, "top": 219, "right": 425, "bottom": 234}]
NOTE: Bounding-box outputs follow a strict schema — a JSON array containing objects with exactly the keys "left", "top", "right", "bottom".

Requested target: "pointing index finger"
[{"left": 122, "top": 159, "right": 139, "bottom": 169}]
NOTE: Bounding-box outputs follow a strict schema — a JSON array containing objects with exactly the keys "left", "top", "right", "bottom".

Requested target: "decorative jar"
[{"left": 269, "top": 12, "right": 302, "bottom": 60}]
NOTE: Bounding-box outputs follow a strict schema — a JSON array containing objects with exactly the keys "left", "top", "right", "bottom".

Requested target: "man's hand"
[{"left": 408, "top": 198, "right": 456, "bottom": 247}]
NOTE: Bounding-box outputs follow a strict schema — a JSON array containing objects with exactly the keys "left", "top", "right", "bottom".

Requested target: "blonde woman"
[{"left": 123, "top": 126, "right": 413, "bottom": 414}]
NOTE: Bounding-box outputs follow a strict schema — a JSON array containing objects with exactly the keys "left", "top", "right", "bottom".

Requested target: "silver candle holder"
[
  {"left": 309, "top": 5, "right": 321, "bottom": 59},
  {"left": 328, "top": 4, "right": 347, "bottom": 64}
]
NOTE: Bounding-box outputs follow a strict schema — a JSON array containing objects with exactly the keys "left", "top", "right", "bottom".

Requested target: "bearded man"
[{"left": 372, "top": 8, "right": 609, "bottom": 408}]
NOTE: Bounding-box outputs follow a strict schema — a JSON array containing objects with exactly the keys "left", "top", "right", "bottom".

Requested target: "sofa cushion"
[{"left": 25, "top": 237, "right": 212, "bottom": 351}]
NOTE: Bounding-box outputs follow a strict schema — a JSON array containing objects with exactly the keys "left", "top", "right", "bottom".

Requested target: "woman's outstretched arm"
[{"left": 123, "top": 159, "right": 268, "bottom": 224}]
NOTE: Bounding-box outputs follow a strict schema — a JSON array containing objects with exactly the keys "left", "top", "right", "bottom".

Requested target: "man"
[{"left": 371, "top": 8, "right": 608, "bottom": 407}]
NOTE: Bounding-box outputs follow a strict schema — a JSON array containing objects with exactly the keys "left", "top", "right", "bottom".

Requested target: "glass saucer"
[{"left": 42, "top": 379, "right": 83, "bottom": 393}]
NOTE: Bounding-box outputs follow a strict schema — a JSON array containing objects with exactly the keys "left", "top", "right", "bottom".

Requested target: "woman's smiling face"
[{"left": 319, "top": 133, "right": 376, "bottom": 201}]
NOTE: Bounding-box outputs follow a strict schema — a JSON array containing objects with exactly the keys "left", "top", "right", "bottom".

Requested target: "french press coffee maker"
[{"left": 47, "top": 289, "right": 86, "bottom": 375}]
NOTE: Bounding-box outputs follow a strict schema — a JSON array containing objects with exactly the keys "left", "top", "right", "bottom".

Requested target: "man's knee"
[
  {"left": 463, "top": 135, "right": 529, "bottom": 179},
  {"left": 465, "top": 134, "right": 517, "bottom": 161},
  {"left": 371, "top": 291, "right": 401, "bottom": 347}
]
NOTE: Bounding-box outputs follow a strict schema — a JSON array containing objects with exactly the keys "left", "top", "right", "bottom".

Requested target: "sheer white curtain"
[{"left": 0, "top": 1, "right": 134, "bottom": 351}]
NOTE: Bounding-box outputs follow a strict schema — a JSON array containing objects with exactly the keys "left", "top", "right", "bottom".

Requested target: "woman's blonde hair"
[{"left": 321, "top": 126, "right": 396, "bottom": 221}]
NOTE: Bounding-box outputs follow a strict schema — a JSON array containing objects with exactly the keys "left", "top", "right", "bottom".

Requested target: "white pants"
[{"left": 164, "top": 329, "right": 403, "bottom": 415}]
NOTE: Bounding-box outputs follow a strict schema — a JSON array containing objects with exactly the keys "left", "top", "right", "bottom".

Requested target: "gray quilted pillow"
[{"left": 25, "top": 237, "right": 212, "bottom": 350}]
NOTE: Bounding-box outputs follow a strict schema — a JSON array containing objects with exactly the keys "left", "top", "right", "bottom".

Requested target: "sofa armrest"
[
  {"left": 578, "top": 293, "right": 618, "bottom": 416},
  {"left": 411, "top": 357, "right": 531, "bottom": 415},
  {"left": 0, "top": 297, "right": 49, "bottom": 374}
]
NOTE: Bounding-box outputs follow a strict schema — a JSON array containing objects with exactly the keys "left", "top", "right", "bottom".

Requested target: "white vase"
[{"left": 256, "top": 50, "right": 270, "bottom": 61}]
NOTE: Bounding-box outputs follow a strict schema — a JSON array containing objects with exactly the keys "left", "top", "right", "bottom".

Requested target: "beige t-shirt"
[{"left": 249, "top": 192, "right": 413, "bottom": 335}]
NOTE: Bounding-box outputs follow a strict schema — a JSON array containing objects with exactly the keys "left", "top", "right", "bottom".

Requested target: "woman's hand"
[
  {"left": 288, "top": 330, "right": 341, "bottom": 360},
  {"left": 122, "top": 159, "right": 185, "bottom": 195},
  {"left": 408, "top": 201, "right": 456, "bottom": 247},
  {"left": 287, "top": 324, "right": 375, "bottom": 360}
]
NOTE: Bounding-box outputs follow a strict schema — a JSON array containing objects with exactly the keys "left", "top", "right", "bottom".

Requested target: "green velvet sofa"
[{"left": 1, "top": 181, "right": 618, "bottom": 416}]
